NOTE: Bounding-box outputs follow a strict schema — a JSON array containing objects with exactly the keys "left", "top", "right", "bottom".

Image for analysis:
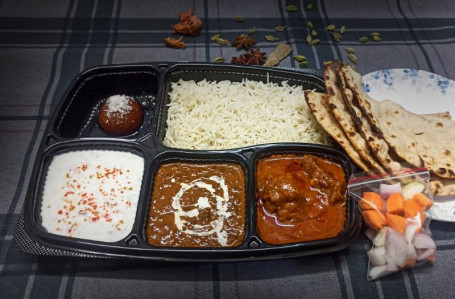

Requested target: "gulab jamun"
[{"left": 98, "top": 95, "right": 143, "bottom": 136}]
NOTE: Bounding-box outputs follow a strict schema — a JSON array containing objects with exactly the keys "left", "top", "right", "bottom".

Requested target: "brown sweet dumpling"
[{"left": 99, "top": 95, "right": 143, "bottom": 136}]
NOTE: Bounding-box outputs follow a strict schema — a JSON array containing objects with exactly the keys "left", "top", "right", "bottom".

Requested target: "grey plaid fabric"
[{"left": 1, "top": 0, "right": 455, "bottom": 298}]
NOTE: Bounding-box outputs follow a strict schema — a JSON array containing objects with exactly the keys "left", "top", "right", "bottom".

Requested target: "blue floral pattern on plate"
[{"left": 362, "top": 68, "right": 455, "bottom": 116}]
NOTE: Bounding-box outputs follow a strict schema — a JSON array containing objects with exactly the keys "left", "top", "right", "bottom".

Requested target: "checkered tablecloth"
[{"left": 1, "top": 0, "right": 455, "bottom": 298}]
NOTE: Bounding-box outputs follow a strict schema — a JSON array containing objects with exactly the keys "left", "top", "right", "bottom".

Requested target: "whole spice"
[
  {"left": 172, "top": 9, "right": 202, "bottom": 36},
  {"left": 265, "top": 35, "right": 279, "bottom": 42},
  {"left": 286, "top": 5, "right": 298, "bottom": 12},
  {"left": 232, "top": 34, "right": 257, "bottom": 50},
  {"left": 214, "top": 57, "right": 225, "bottom": 63},
  {"left": 306, "top": 34, "right": 312, "bottom": 44},
  {"left": 275, "top": 26, "right": 288, "bottom": 32},
  {"left": 311, "top": 29, "right": 318, "bottom": 37},
  {"left": 264, "top": 43, "right": 293, "bottom": 67},
  {"left": 211, "top": 34, "right": 221, "bottom": 42},
  {"left": 234, "top": 16, "right": 244, "bottom": 22},
  {"left": 372, "top": 35, "right": 382, "bottom": 42},
  {"left": 299, "top": 61, "right": 308, "bottom": 67},
  {"left": 294, "top": 55, "right": 307, "bottom": 62},
  {"left": 306, "top": 3, "right": 314, "bottom": 10},
  {"left": 348, "top": 53, "right": 358, "bottom": 64},
  {"left": 358, "top": 36, "right": 368, "bottom": 43},
  {"left": 332, "top": 32, "right": 342, "bottom": 42},
  {"left": 249, "top": 27, "right": 256, "bottom": 35},
  {"left": 215, "top": 37, "right": 230, "bottom": 45},
  {"left": 306, "top": 21, "right": 313, "bottom": 29},
  {"left": 345, "top": 47, "right": 355, "bottom": 54},
  {"left": 326, "top": 24, "right": 336, "bottom": 31},
  {"left": 231, "top": 48, "right": 267, "bottom": 65},
  {"left": 340, "top": 25, "right": 346, "bottom": 35},
  {"left": 310, "top": 39, "right": 320, "bottom": 45},
  {"left": 164, "top": 36, "right": 186, "bottom": 49}
]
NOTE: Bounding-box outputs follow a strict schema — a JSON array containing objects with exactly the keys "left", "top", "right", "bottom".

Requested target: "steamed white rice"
[{"left": 163, "top": 78, "right": 328, "bottom": 150}]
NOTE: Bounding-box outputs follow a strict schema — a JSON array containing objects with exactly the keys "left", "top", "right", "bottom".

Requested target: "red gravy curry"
[
  {"left": 256, "top": 154, "right": 347, "bottom": 245},
  {"left": 146, "top": 162, "right": 245, "bottom": 247}
]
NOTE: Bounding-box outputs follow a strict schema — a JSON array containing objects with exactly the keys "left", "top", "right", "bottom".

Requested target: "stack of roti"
[{"left": 305, "top": 60, "right": 455, "bottom": 196}]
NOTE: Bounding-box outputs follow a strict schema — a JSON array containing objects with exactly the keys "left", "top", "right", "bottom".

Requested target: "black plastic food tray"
[{"left": 15, "top": 62, "right": 361, "bottom": 262}]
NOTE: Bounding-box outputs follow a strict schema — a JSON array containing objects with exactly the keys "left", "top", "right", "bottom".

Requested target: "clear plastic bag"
[{"left": 348, "top": 168, "right": 436, "bottom": 280}]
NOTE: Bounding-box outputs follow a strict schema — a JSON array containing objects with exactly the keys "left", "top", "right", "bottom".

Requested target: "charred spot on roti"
[
  {"left": 327, "top": 87, "right": 335, "bottom": 95},
  {"left": 387, "top": 121, "right": 392, "bottom": 125},
  {"left": 438, "top": 168, "right": 447, "bottom": 175},
  {"left": 445, "top": 149, "right": 451, "bottom": 156},
  {"left": 349, "top": 132, "right": 356, "bottom": 137},
  {"left": 415, "top": 132, "right": 424, "bottom": 135},
  {"left": 394, "top": 110, "right": 400, "bottom": 114},
  {"left": 391, "top": 135, "right": 397, "bottom": 138},
  {"left": 436, "top": 122, "right": 443, "bottom": 127}
]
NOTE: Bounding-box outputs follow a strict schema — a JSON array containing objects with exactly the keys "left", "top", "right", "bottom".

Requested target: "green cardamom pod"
[
  {"left": 310, "top": 39, "right": 320, "bottom": 45},
  {"left": 211, "top": 34, "right": 220, "bottom": 42},
  {"left": 348, "top": 53, "right": 358, "bottom": 64},
  {"left": 234, "top": 16, "right": 243, "bottom": 22},
  {"left": 286, "top": 5, "right": 298, "bottom": 12},
  {"left": 326, "top": 24, "right": 336, "bottom": 31},
  {"left": 358, "top": 36, "right": 368, "bottom": 43},
  {"left": 372, "top": 35, "right": 382, "bottom": 42},
  {"left": 274, "top": 26, "right": 288, "bottom": 32},
  {"left": 306, "top": 21, "right": 313, "bottom": 29},
  {"left": 248, "top": 27, "right": 256, "bottom": 35},
  {"left": 311, "top": 30, "right": 318, "bottom": 37},
  {"left": 299, "top": 61, "right": 309, "bottom": 67},
  {"left": 340, "top": 25, "right": 346, "bottom": 35},
  {"left": 306, "top": 34, "right": 312, "bottom": 44},
  {"left": 265, "top": 35, "right": 278, "bottom": 42},
  {"left": 294, "top": 55, "right": 307, "bottom": 62},
  {"left": 215, "top": 37, "right": 230, "bottom": 45},
  {"left": 306, "top": 3, "right": 314, "bottom": 10},
  {"left": 345, "top": 48, "right": 355, "bottom": 54},
  {"left": 214, "top": 57, "right": 225, "bottom": 63}
]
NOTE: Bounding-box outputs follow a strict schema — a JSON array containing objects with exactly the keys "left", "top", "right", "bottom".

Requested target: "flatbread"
[
  {"left": 305, "top": 91, "right": 370, "bottom": 172},
  {"left": 430, "top": 177, "right": 455, "bottom": 196},
  {"left": 369, "top": 99, "right": 455, "bottom": 178},
  {"left": 341, "top": 66, "right": 403, "bottom": 171},
  {"left": 324, "top": 61, "right": 386, "bottom": 173}
]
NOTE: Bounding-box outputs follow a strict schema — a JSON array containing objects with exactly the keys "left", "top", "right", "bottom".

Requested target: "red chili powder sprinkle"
[{"left": 58, "top": 210, "right": 63, "bottom": 215}]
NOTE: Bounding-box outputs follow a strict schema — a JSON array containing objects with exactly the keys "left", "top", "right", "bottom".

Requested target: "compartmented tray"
[{"left": 16, "top": 62, "right": 361, "bottom": 261}]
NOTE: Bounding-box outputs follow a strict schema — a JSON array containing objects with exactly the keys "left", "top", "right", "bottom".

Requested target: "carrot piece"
[
  {"left": 404, "top": 199, "right": 422, "bottom": 218},
  {"left": 412, "top": 193, "right": 433, "bottom": 211},
  {"left": 362, "top": 210, "right": 387, "bottom": 230},
  {"left": 403, "top": 258, "right": 416, "bottom": 268},
  {"left": 360, "top": 192, "right": 384, "bottom": 211},
  {"left": 386, "top": 192, "right": 405, "bottom": 214},
  {"left": 386, "top": 213, "right": 406, "bottom": 234}
]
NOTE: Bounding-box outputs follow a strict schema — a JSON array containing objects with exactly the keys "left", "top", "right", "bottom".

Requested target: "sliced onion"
[
  {"left": 386, "top": 227, "right": 408, "bottom": 268},
  {"left": 404, "top": 214, "right": 421, "bottom": 243},
  {"left": 372, "top": 227, "right": 386, "bottom": 247},
  {"left": 380, "top": 183, "right": 401, "bottom": 199},
  {"left": 406, "top": 242, "right": 417, "bottom": 260},
  {"left": 416, "top": 248, "right": 435, "bottom": 261},
  {"left": 413, "top": 232, "right": 436, "bottom": 250},
  {"left": 368, "top": 246, "right": 387, "bottom": 266},
  {"left": 369, "top": 265, "right": 389, "bottom": 280},
  {"left": 386, "top": 254, "right": 399, "bottom": 272},
  {"left": 365, "top": 229, "right": 376, "bottom": 241}
]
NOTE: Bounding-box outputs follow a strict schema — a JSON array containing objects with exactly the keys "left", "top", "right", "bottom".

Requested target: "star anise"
[
  {"left": 172, "top": 9, "right": 202, "bottom": 36},
  {"left": 231, "top": 48, "right": 267, "bottom": 65},
  {"left": 232, "top": 34, "right": 257, "bottom": 50}
]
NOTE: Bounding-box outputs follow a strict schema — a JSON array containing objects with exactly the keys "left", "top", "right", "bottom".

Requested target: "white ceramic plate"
[
  {"left": 363, "top": 69, "right": 455, "bottom": 222},
  {"left": 362, "top": 68, "right": 455, "bottom": 116}
]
